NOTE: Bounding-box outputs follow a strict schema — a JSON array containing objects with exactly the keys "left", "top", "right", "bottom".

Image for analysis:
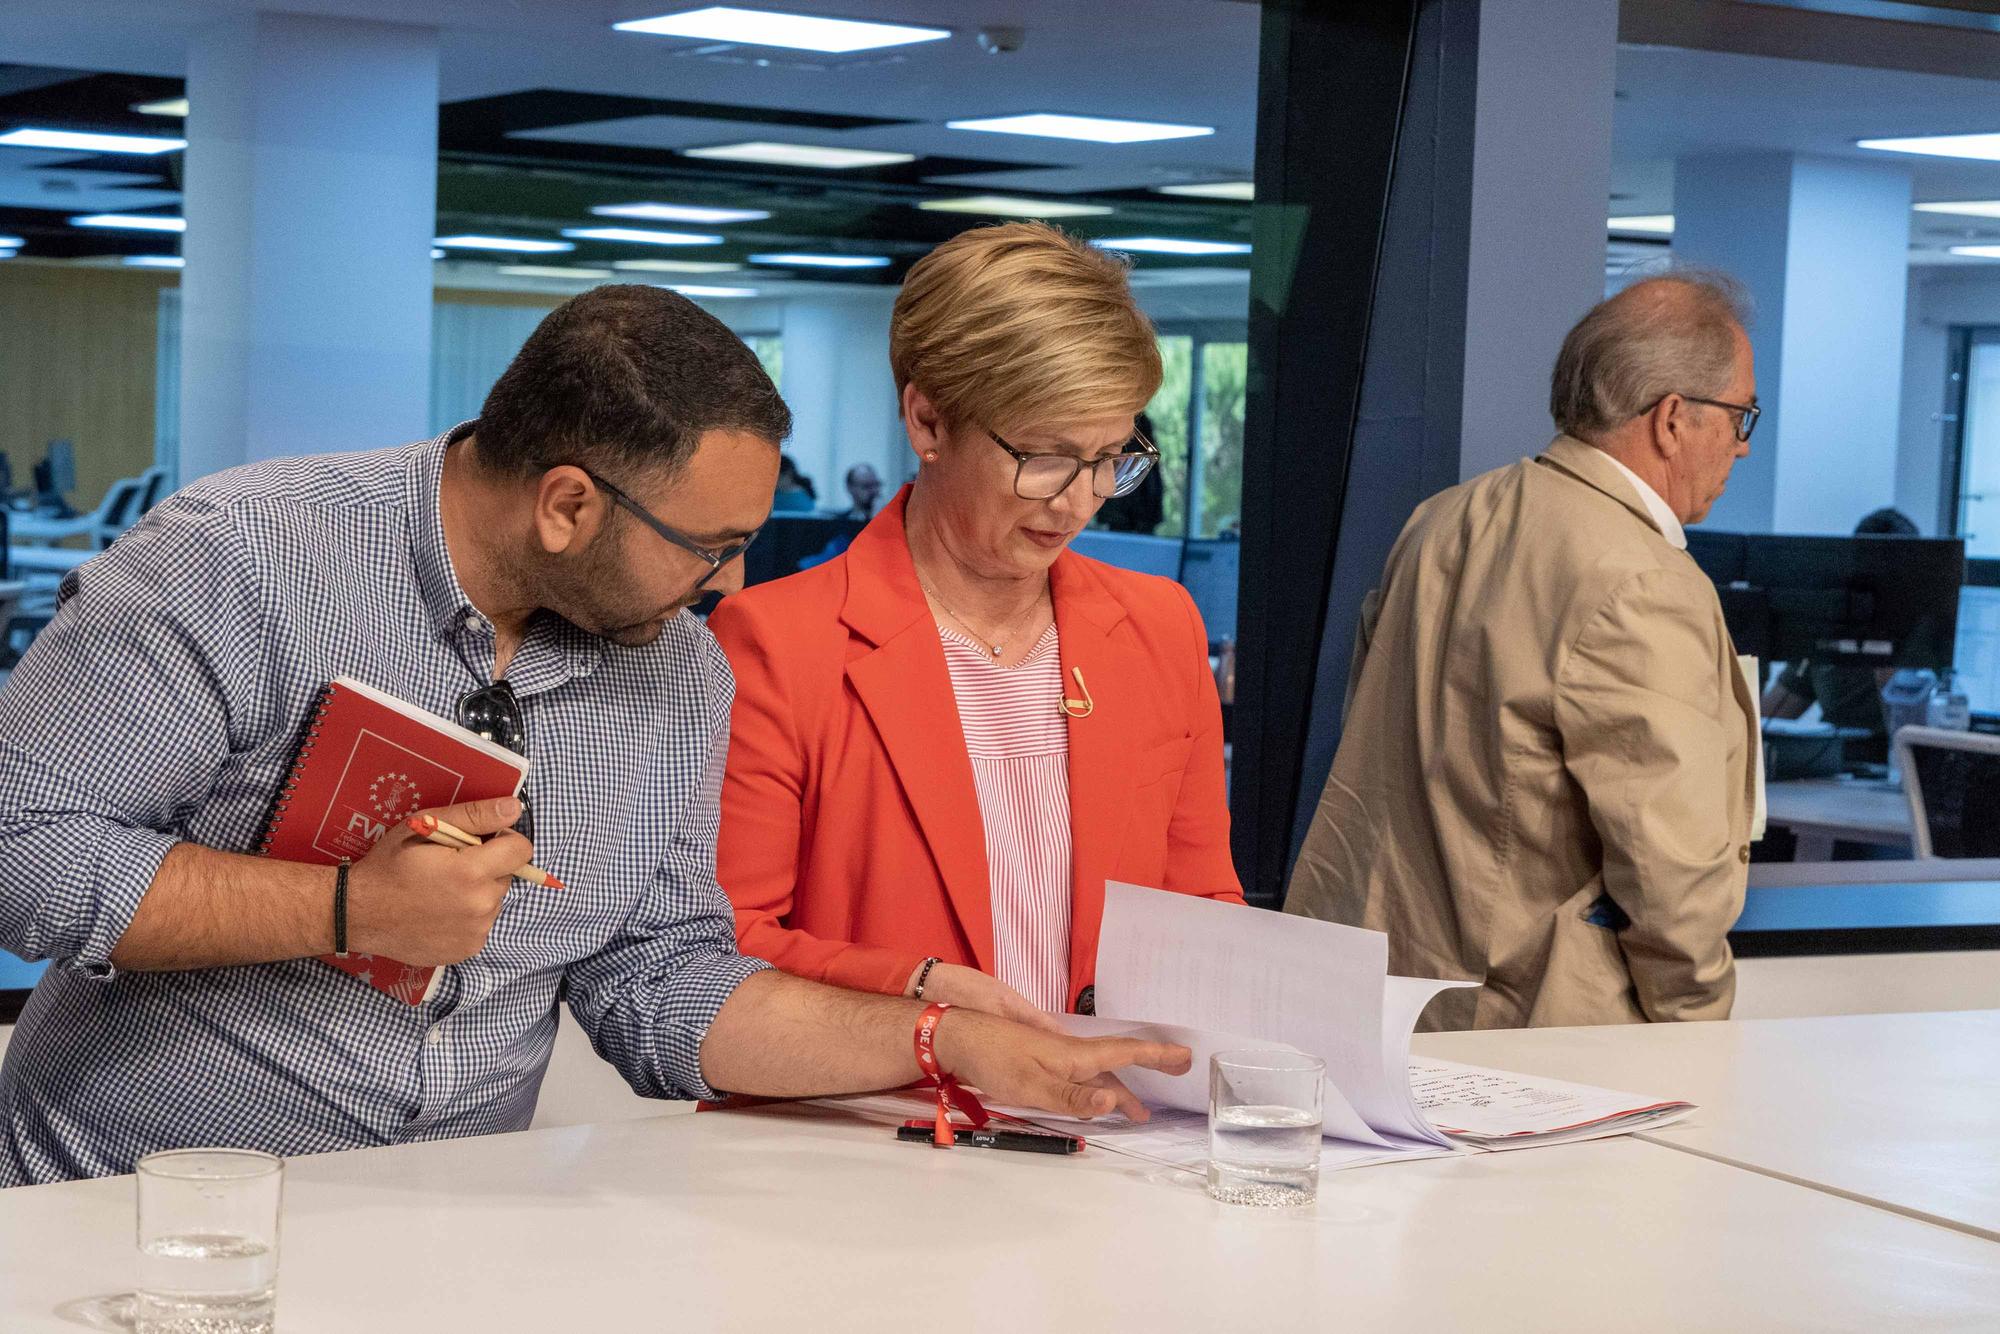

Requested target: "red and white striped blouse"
[{"left": 939, "top": 623, "right": 1072, "bottom": 1013}]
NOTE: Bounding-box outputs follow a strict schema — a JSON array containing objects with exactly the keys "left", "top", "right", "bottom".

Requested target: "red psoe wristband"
[{"left": 913, "top": 1002, "right": 988, "bottom": 1148}]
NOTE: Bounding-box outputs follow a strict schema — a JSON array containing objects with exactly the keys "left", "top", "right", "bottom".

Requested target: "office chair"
[{"left": 1896, "top": 725, "right": 2000, "bottom": 859}]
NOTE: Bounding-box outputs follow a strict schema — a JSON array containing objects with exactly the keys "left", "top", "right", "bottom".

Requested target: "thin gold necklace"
[{"left": 918, "top": 574, "right": 1046, "bottom": 659}]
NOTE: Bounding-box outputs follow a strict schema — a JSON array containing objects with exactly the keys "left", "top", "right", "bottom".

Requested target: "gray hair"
[{"left": 1549, "top": 269, "right": 1752, "bottom": 441}]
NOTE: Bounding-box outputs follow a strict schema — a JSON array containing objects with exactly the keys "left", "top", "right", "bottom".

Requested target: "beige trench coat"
[{"left": 1286, "top": 435, "right": 1756, "bottom": 1030}]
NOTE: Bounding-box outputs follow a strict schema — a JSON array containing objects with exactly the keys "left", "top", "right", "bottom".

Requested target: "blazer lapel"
[
  {"left": 840, "top": 490, "right": 996, "bottom": 971},
  {"left": 1051, "top": 553, "right": 1134, "bottom": 995}
]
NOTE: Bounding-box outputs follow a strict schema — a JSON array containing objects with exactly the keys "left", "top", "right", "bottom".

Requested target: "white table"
[
  {"left": 1765, "top": 777, "right": 1913, "bottom": 859},
  {"left": 1415, "top": 1010, "right": 2000, "bottom": 1242},
  {"left": 2, "top": 1044, "right": 1998, "bottom": 1329}
]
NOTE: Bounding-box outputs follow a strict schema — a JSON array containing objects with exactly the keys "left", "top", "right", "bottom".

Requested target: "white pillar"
[
  {"left": 179, "top": 13, "right": 438, "bottom": 481},
  {"left": 778, "top": 290, "right": 905, "bottom": 499},
  {"left": 1672, "top": 152, "right": 1912, "bottom": 533},
  {"left": 1457, "top": 0, "right": 1619, "bottom": 480}
]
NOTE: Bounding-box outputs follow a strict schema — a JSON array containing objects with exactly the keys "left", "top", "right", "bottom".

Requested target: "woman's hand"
[{"left": 908, "top": 961, "right": 1067, "bottom": 1035}]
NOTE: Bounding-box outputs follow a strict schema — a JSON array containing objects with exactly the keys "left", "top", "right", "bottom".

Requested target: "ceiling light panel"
[
  {"left": 72, "top": 213, "right": 186, "bottom": 232},
  {"left": 748, "top": 252, "right": 890, "bottom": 268},
  {"left": 434, "top": 234, "right": 574, "bottom": 253},
  {"left": 1608, "top": 214, "right": 1674, "bottom": 235},
  {"left": 1095, "top": 236, "right": 1249, "bottom": 256},
  {"left": 946, "top": 114, "right": 1214, "bottom": 144},
  {"left": 0, "top": 127, "right": 185, "bottom": 155},
  {"left": 1915, "top": 201, "right": 2000, "bottom": 219},
  {"left": 683, "top": 141, "right": 915, "bottom": 169},
  {"left": 614, "top": 7, "right": 949, "bottom": 53},
  {"left": 1156, "top": 181, "right": 1254, "bottom": 201},
  {"left": 1858, "top": 133, "right": 2000, "bottom": 162},
  {"left": 562, "top": 226, "right": 723, "bottom": 246},
  {"left": 611, "top": 259, "right": 745, "bottom": 273},
  {"left": 919, "top": 195, "right": 1114, "bottom": 219},
  {"left": 592, "top": 202, "right": 771, "bottom": 224}
]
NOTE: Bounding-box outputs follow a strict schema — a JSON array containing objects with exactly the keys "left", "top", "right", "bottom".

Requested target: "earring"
[{"left": 924, "top": 450, "right": 939, "bottom": 463}]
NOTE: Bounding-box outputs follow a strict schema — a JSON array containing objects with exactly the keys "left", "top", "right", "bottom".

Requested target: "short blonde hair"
[{"left": 890, "top": 222, "right": 1162, "bottom": 435}]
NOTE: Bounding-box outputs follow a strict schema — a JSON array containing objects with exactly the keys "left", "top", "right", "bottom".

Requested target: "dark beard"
[{"left": 534, "top": 524, "right": 683, "bottom": 647}]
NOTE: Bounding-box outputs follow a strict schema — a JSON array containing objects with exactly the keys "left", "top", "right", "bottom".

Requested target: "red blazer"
[{"left": 708, "top": 488, "right": 1243, "bottom": 1011}]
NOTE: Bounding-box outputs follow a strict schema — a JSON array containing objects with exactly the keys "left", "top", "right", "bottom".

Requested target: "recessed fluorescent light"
[
  {"left": 71, "top": 213, "right": 185, "bottom": 232},
  {"left": 1608, "top": 214, "right": 1674, "bottom": 235},
  {"left": 1095, "top": 236, "right": 1250, "bottom": 256},
  {"left": 498, "top": 265, "right": 615, "bottom": 279},
  {"left": 434, "top": 234, "right": 575, "bottom": 253},
  {"left": 0, "top": 127, "right": 186, "bottom": 155},
  {"left": 1949, "top": 245, "right": 2000, "bottom": 259},
  {"left": 431, "top": 248, "right": 447, "bottom": 259},
  {"left": 1915, "top": 200, "right": 2000, "bottom": 219},
  {"left": 611, "top": 258, "right": 745, "bottom": 274},
  {"left": 0, "top": 234, "right": 22, "bottom": 248},
  {"left": 614, "top": 7, "right": 949, "bottom": 53},
  {"left": 919, "top": 195, "right": 1114, "bottom": 219},
  {"left": 1156, "top": 181, "right": 1254, "bottom": 201},
  {"left": 664, "top": 283, "right": 759, "bottom": 298},
  {"left": 749, "top": 252, "right": 890, "bottom": 268},
  {"left": 946, "top": 113, "right": 1213, "bottom": 145},
  {"left": 684, "top": 141, "right": 915, "bottom": 169},
  {"left": 132, "top": 98, "right": 189, "bottom": 118},
  {"left": 122, "top": 255, "right": 185, "bottom": 268},
  {"left": 592, "top": 201, "right": 771, "bottom": 224},
  {"left": 1859, "top": 132, "right": 2000, "bottom": 162},
  {"left": 0, "top": 249, "right": 17, "bottom": 260},
  {"left": 560, "top": 226, "right": 723, "bottom": 247}
]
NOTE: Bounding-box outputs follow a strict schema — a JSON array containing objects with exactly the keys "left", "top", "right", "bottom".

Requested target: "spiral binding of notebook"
[{"left": 252, "top": 681, "right": 338, "bottom": 857}]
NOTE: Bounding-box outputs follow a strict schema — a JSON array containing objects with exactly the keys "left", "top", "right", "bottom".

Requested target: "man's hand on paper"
[
  {"left": 933, "top": 1007, "right": 1191, "bottom": 1123},
  {"left": 347, "top": 796, "right": 535, "bottom": 964},
  {"left": 908, "top": 962, "right": 1066, "bottom": 1034}
]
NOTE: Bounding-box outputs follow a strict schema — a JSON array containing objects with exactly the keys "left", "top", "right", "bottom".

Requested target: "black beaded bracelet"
[
  {"left": 911, "top": 956, "right": 942, "bottom": 1000},
  {"left": 333, "top": 860, "right": 351, "bottom": 958}
]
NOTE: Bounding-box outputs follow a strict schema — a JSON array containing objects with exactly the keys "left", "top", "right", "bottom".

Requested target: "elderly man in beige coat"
[{"left": 1287, "top": 273, "right": 1761, "bottom": 1031}]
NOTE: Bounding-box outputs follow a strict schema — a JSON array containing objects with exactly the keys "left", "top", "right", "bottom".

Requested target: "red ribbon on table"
[{"left": 913, "top": 1002, "right": 988, "bottom": 1147}]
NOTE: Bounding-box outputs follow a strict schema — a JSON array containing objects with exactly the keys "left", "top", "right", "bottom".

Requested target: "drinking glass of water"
[
  {"left": 1207, "top": 1050, "right": 1325, "bottom": 1207},
  {"left": 134, "top": 1148, "right": 283, "bottom": 1334}
]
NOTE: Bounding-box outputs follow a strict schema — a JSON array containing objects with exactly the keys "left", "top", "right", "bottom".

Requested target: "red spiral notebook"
[{"left": 256, "top": 676, "right": 531, "bottom": 1004}]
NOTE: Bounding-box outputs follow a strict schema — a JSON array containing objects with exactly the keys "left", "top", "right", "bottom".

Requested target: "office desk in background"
[
  {"left": 1764, "top": 775, "right": 1913, "bottom": 860},
  {"left": 1, "top": 1015, "right": 1996, "bottom": 1330}
]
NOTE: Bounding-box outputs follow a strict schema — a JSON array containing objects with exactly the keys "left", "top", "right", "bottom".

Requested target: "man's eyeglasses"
[
  {"left": 987, "top": 427, "right": 1161, "bottom": 502},
  {"left": 584, "top": 469, "right": 760, "bottom": 591},
  {"left": 1667, "top": 395, "right": 1761, "bottom": 443}
]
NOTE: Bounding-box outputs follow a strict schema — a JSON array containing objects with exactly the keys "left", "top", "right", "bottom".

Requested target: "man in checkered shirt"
[{"left": 0, "top": 285, "right": 1186, "bottom": 1185}]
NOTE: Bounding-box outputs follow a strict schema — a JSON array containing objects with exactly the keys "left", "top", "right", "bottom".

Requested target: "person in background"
[
  {"left": 1094, "top": 411, "right": 1167, "bottom": 534},
  {"left": 772, "top": 454, "right": 816, "bottom": 512},
  {"left": 1287, "top": 272, "right": 1760, "bottom": 1030},
  {"left": 710, "top": 222, "right": 1242, "bottom": 1025},
  {"left": 1761, "top": 506, "right": 1920, "bottom": 766},
  {"left": 843, "top": 463, "right": 884, "bottom": 520},
  {"left": 0, "top": 284, "right": 1186, "bottom": 1186}
]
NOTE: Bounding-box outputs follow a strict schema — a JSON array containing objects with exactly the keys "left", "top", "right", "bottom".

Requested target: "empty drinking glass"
[
  {"left": 1207, "top": 1050, "right": 1325, "bottom": 1207},
  {"left": 134, "top": 1149, "right": 283, "bottom": 1334}
]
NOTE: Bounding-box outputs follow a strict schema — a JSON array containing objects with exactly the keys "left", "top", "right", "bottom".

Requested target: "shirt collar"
[
  {"left": 407, "top": 421, "right": 481, "bottom": 639},
  {"left": 1596, "top": 451, "right": 1687, "bottom": 550}
]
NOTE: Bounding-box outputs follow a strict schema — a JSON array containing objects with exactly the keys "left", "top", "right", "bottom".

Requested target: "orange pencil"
[{"left": 405, "top": 813, "right": 566, "bottom": 890}]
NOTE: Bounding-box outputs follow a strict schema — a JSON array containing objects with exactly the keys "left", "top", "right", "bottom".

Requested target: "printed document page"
[{"left": 1409, "top": 1058, "right": 1694, "bottom": 1146}]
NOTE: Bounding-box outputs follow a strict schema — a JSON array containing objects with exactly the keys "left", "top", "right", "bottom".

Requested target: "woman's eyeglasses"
[{"left": 986, "top": 427, "right": 1161, "bottom": 502}]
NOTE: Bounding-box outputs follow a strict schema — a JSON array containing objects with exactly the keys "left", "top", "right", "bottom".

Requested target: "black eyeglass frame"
[
  {"left": 985, "top": 427, "right": 1162, "bottom": 501},
  {"left": 582, "top": 468, "right": 761, "bottom": 592},
  {"left": 1659, "top": 394, "right": 1761, "bottom": 443}
]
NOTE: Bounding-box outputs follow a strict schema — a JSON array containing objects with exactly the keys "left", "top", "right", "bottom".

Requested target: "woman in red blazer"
[{"left": 709, "top": 222, "right": 1242, "bottom": 1025}]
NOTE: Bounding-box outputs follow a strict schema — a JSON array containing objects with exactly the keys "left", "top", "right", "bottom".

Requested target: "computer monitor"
[
  {"left": 1685, "top": 530, "right": 1964, "bottom": 671},
  {"left": 1954, "top": 585, "right": 2000, "bottom": 715},
  {"left": 1178, "top": 538, "right": 1239, "bottom": 647}
]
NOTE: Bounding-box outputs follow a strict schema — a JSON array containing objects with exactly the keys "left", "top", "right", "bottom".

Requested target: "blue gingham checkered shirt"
[{"left": 0, "top": 424, "right": 769, "bottom": 1186}]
